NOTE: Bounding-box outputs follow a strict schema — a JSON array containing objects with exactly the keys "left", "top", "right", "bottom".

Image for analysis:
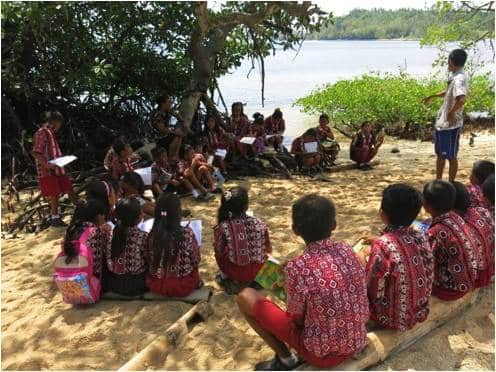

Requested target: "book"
[
  {"left": 255, "top": 256, "right": 286, "bottom": 301},
  {"left": 48, "top": 155, "right": 77, "bottom": 168},
  {"left": 134, "top": 167, "right": 152, "bottom": 186},
  {"left": 304, "top": 141, "right": 318, "bottom": 153},
  {"left": 240, "top": 137, "right": 256, "bottom": 145},
  {"left": 282, "top": 136, "right": 293, "bottom": 151},
  {"left": 352, "top": 238, "right": 370, "bottom": 254},
  {"left": 214, "top": 149, "right": 227, "bottom": 158},
  {"left": 137, "top": 218, "right": 202, "bottom": 246},
  {"left": 411, "top": 219, "right": 430, "bottom": 233}
]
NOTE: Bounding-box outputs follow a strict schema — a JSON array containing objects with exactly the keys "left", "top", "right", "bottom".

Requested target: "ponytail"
[
  {"left": 63, "top": 221, "right": 86, "bottom": 264},
  {"left": 110, "top": 197, "right": 142, "bottom": 259},
  {"left": 217, "top": 187, "right": 249, "bottom": 224}
]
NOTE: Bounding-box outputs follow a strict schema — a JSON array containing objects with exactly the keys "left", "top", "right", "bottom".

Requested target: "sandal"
[{"left": 254, "top": 355, "right": 303, "bottom": 371}]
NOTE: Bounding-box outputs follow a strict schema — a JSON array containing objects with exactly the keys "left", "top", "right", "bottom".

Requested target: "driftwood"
[
  {"left": 297, "top": 289, "right": 479, "bottom": 370},
  {"left": 118, "top": 301, "right": 213, "bottom": 371}
]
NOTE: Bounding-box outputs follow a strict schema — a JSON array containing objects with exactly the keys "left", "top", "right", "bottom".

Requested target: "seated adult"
[
  {"left": 291, "top": 128, "right": 322, "bottom": 171},
  {"left": 350, "top": 121, "right": 383, "bottom": 170},
  {"left": 152, "top": 95, "right": 185, "bottom": 160}
]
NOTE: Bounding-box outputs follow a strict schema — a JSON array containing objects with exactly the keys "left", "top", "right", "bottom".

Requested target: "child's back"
[{"left": 367, "top": 227, "right": 433, "bottom": 330}]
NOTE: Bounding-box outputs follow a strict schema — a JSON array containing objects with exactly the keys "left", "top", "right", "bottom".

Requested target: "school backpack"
[{"left": 53, "top": 226, "right": 101, "bottom": 304}]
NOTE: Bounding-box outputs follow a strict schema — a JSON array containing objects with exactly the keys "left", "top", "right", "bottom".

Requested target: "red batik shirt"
[
  {"left": 264, "top": 116, "right": 285, "bottom": 134},
  {"left": 427, "top": 211, "right": 479, "bottom": 296},
  {"left": 214, "top": 216, "right": 269, "bottom": 266},
  {"left": 462, "top": 207, "right": 495, "bottom": 286},
  {"left": 467, "top": 184, "right": 492, "bottom": 210},
  {"left": 284, "top": 238, "right": 369, "bottom": 358},
  {"left": 316, "top": 124, "right": 333, "bottom": 141},
  {"left": 105, "top": 226, "right": 148, "bottom": 275},
  {"left": 204, "top": 129, "right": 228, "bottom": 151},
  {"left": 32, "top": 124, "right": 64, "bottom": 177},
  {"left": 291, "top": 137, "right": 305, "bottom": 154},
  {"left": 147, "top": 226, "right": 201, "bottom": 279},
  {"left": 87, "top": 224, "right": 112, "bottom": 278},
  {"left": 151, "top": 161, "right": 177, "bottom": 184},
  {"left": 366, "top": 227, "right": 434, "bottom": 330},
  {"left": 110, "top": 156, "right": 134, "bottom": 180},
  {"left": 228, "top": 115, "right": 250, "bottom": 139}
]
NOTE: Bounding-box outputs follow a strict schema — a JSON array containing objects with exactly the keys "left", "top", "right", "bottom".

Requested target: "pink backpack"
[{"left": 53, "top": 226, "right": 101, "bottom": 304}]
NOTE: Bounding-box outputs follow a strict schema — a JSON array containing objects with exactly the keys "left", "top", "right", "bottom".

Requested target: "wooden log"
[
  {"left": 297, "top": 290, "right": 479, "bottom": 371},
  {"left": 118, "top": 301, "right": 213, "bottom": 371},
  {"left": 326, "top": 160, "right": 380, "bottom": 173}
]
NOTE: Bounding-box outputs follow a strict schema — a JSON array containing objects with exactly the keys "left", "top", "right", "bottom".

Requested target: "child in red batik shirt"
[
  {"left": 214, "top": 187, "right": 271, "bottom": 286},
  {"left": 108, "top": 137, "right": 140, "bottom": 180},
  {"left": 360, "top": 184, "right": 434, "bottom": 331},
  {"left": 31, "top": 111, "right": 79, "bottom": 227},
  {"left": 237, "top": 194, "right": 369, "bottom": 370},
  {"left": 264, "top": 108, "right": 285, "bottom": 151},
  {"left": 423, "top": 180, "right": 479, "bottom": 301},
  {"left": 146, "top": 193, "right": 201, "bottom": 297},
  {"left": 467, "top": 160, "right": 494, "bottom": 210},
  {"left": 451, "top": 181, "right": 494, "bottom": 287}
]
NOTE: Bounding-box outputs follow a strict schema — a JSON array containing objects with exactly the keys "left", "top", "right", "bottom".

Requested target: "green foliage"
[
  {"left": 296, "top": 73, "right": 494, "bottom": 132},
  {"left": 309, "top": 7, "right": 494, "bottom": 41}
]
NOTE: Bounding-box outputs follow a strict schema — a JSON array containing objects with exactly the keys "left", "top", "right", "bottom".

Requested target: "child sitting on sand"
[
  {"left": 467, "top": 160, "right": 495, "bottom": 210},
  {"left": 86, "top": 179, "right": 118, "bottom": 222},
  {"left": 107, "top": 137, "right": 140, "bottom": 180},
  {"left": 451, "top": 181, "right": 494, "bottom": 287},
  {"left": 176, "top": 145, "right": 216, "bottom": 201},
  {"left": 482, "top": 174, "right": 494, "bottom": 215},
  {"left": 423, "top": 180, "right": 478, "bottom": 300},
  {"left": 120, "top": 171, "right": 155, "bottom": 217},
  {"left": 264, "top": 108, "right": 285, "bottom": 151},
  {"left": 213, "top": 187, "right": 271, "bottom": 288},
  {"left": 202, "top": 116, "right": 229, "bottom": 175},
  {"left": 151, "top": 147, "right": 188, "bottom": 198},
  {"left": 146, "top": 193, "right": 201, "bottom": 297},
  {"left": 237, "top": 194, "right": 369, "bottom": 370},
  {"left": 350, "top": 121, "right": 383, "bottom": 171},
  {"left": 358, "top": 184, "right": 434, "bottom": 331},
  {"left": 316, "top": 114, "right": 340, "bottom": 166},
  {"left": 291, "top": 128, "right": 322, "bottom": 171},
  {"left": 104, "top": 197, "right": 148, "bottom": 296},
  {"left": 251, "top": 113, "right": 268, "bottom": 157},
  {"left": 228, "top": 102, "right": 251, "bottom": 160}
]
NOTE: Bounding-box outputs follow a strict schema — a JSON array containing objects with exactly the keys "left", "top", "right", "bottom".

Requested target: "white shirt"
[{"left": 435, "top": 70, "right": 468, "bottom": 131}]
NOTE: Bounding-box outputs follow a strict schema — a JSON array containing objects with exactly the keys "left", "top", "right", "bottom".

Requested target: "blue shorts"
[{"left": 435, "top": 127, "right": 461, "bottom": 160}]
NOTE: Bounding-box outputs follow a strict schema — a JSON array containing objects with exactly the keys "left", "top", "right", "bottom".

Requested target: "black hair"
[
  {"left": 111, "top": 197, "right": 142, "bottom": 259},
  {"left": 217, "top": 187, "right": 249, "bottom": 224},
  {"left": 149, "top": 193, "right": 185, "bottom": 271},
  {"left": 450, "top": 181, "right": 471, "bottom": 214},
  {"left": 121, "top": 171, "right": 145, "bottom": 196},
  {"left": 423, "top": 180, "right": 456, "bottom": 215},
  {"left": 151, "top": 146, "right": 167, "bottom": 161},
  {"left": 253, "top": 114, "right": 264, "bottom": 126},
  {"left": 319, "top": 113, "right": 329, "bottom": 122},
  {"left": 231, "top": 101, "right": 244, "bottom": 116},
  {"left": 42, "top": 110, "right": 64, "bottom": 124},
  {"left": 448, "top": 49, "right": 468, "bottom": 67},
  {"left": 361, "top": 121, "right": 372, "bottom": 129},
  {"left": 253, "top": 112, "right": 264, "bottom": 121},
  {"left": 272, "top": 108, "right": 283, "bottom": 120},
  {"left": 304, "top": 128, "right": 318, "bottom": 137},
  {"left": 472, "top": 160, "right": 495, "bottom": 184},
  {"left": 63, "top": 199, "right": 106, "bottom": 263},
  {"left": 86, "top": 180, "right": 114, "bottom": 218},
  {"left": 292, "top": 194, "right": 335, "bottom": 243},
  {"left": 179, "top": 144, "right": 193, "bottom": 159},
  {"left": 112, "top": 137, "right": 128, "bottom": 155},
  {"left": 381, "top": 184, "right": 422, "bottom": 227},
  {"left": 157, "top": 94, "right": 170, "bottom": 107},
  {"left": 203, "top": 115, "right": 221, "bottom": 136},
  {"left": 482, "top": 174, "right": 494, "bottom": 206}
]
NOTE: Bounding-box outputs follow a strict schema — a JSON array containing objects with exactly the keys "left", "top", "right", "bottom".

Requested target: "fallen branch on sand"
[
  {"left": 297, "top": 289, "right": 479, "bottom": 370},
  {"left": 118, "top": 301, "right": 213, "bottom": 371}
]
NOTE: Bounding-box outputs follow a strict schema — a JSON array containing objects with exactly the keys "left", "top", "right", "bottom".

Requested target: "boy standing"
[
  {"left": 424, "top": 49, "right": 468, "bottom": 181},
  {"left": 237, "top": 194, "right": 369, "bottom": 370},
  {"left": 423, "top": 180, "right": 478, "bottom": 300},
  {"left": 31, "top": 111, "right": 78, "bottom": 227}
]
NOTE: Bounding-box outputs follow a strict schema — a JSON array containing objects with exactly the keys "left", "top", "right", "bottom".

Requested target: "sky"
[{"left": 208, "top": 0, "right": 436, "bottom": 16}]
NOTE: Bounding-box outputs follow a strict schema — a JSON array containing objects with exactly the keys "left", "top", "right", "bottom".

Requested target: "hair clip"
[
  {"left": 161, "top": 211, "right": 167, "bottom": 217},
  {"left": 223, "top": 190, "right": 232, "bottom": 201}
]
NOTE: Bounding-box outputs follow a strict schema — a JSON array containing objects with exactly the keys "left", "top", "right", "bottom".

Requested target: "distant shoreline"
[{"left": 306, "top": 38, "right": 421, "bottom": 42}]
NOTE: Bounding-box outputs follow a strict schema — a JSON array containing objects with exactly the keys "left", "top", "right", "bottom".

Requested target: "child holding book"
[
  {"left": 359, "top": 184, "right": 434, "bottom": 331},
  {"left": 104, "top": 197, "right": 148, "bottom": 296},
  {"left": 151, "top": 146, "right": 188, "bottom": 198},
  {"left": 423, "top": 180, "right": 479, "bottom": 300},
  {"left": 451, "top": 181, "right": 494, "bottom": 287},
  {"left": 291, "top": 128, "right": 322, "bottom": 171},
  {"left": 120, "top": 171, "right": 156, "bottom": 217},
  {"left": 467, "top": 160, "right": 494, "bottom": 210},
  {"left": 350, "top": 121, "right": 383, "bottom": 171},
  {"left": 108, "top": 137, "right": 140, "bottom": 180},
  {"left": 213, "top": 187, "right": 271, "bottom": 285},
  {"left": 264, "top": 108, "right": 285, "bottom": 151},
  {"left": 146, "top": 193, "right": 201, "bottom": 297},
  {"left": 316, "top": 114, "right": 340, "bottom": 165},
  {"left": 237, "top": 194, "right": 369, "bottom": 370}
]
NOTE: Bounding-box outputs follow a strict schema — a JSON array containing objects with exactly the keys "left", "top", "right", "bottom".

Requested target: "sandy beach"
[{"left": 2, "top": 130, "right": 494, "bottom": 370}]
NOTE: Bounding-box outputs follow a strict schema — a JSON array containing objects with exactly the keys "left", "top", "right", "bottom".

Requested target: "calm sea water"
[{"left": 217, "top": 40, "right": 493, "bottom": 136}]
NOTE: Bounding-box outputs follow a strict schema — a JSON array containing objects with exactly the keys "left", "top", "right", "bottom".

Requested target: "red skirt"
[
  {"left": 146, "top": 270, "right": 200, "bottom": 298},
  {"left": 216, "top": 255, "right": 264, "bottom": 283},
  {"left": 39, "top": 175, "right": 73, "bottom": 197}
]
